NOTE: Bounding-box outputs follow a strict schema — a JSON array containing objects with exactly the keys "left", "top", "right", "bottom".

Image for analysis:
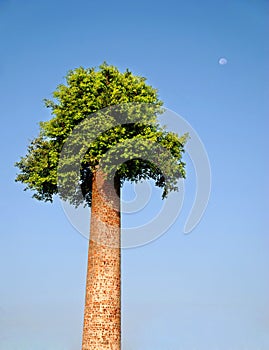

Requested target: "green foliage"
[{"left": 15, "top": 63, "right": 188, "bottom": 205}]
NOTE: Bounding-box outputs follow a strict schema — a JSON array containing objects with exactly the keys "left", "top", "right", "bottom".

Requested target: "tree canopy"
[{"left": 15, "top": 63, "right": 188, "bottom": 206}]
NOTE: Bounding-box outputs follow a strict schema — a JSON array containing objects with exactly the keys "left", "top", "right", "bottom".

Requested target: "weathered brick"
[{"left": 82, "top": 170, "right": 121, "bottom": 350}]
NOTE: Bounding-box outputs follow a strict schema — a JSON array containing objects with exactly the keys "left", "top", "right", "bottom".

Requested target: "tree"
[{"left": 15, "top": 63, "right": 187, "bottom": 350}]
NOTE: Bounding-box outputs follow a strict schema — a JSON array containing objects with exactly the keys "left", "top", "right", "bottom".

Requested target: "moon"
[{"left": 219, "top": 57, "right": 228, "bottom": 65}]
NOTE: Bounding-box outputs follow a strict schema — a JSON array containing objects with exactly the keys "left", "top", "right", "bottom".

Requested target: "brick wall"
[{"left": 82, "top": 170, "right": 121, "bottom": 350}]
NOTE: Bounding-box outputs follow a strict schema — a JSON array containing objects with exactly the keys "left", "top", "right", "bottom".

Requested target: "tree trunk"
[{"left": 82, "top": 170, "right": 121, "bottom": 350}]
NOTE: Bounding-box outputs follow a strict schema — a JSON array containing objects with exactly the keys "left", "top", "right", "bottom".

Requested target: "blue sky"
[{"left": 0, "top": 0, "right": 268, "bottom": 349}]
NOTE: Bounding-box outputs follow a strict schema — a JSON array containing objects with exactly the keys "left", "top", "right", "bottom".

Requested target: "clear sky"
[{"left": 0, "top": 0, "right": 268, "bottom": 349}]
